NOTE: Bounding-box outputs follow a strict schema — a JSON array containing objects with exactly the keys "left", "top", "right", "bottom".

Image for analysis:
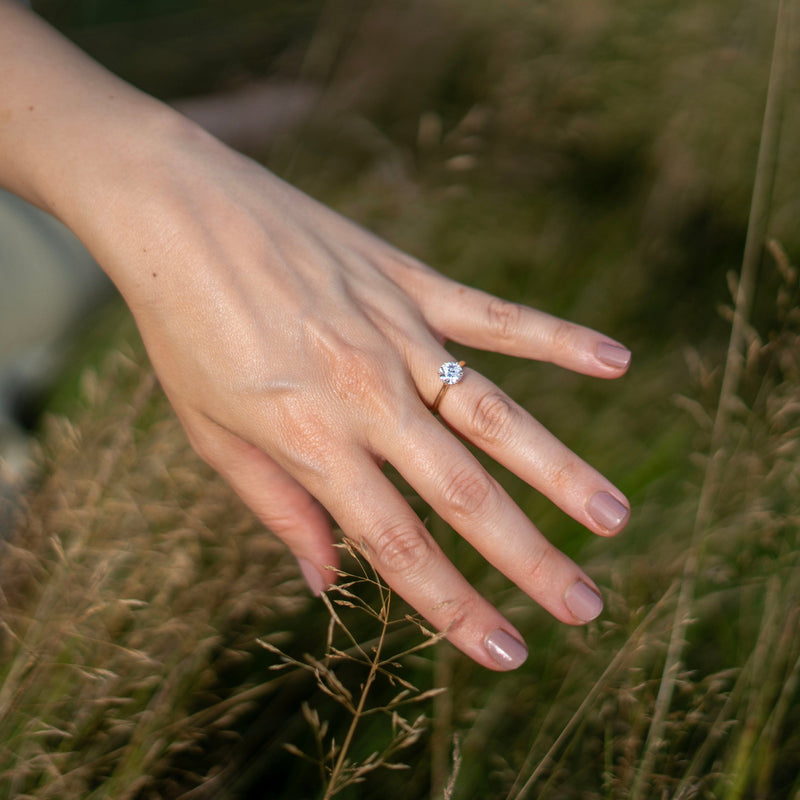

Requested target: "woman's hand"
[
  {"left": 0, "top": 2, "right": 630, "bottom": 671},
  {"left": 83, "top": 120, "right": 629, "bottom": 670}
]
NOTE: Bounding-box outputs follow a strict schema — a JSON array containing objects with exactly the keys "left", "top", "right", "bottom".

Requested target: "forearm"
[
  {"left": 0, "top": 3, "right": 191, "bottom": 237},
  {"left": 0, "top": 2, "right": 245, "bottom": 304}
]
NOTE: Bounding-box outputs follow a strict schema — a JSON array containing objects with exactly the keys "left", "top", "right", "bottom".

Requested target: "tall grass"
[
  {"left": 259, "top": 540, "right": 446, "bottom": 799},
  {"left": 0, "top": 340, "right": 312, "bottom": 798},
  {"left": 630, "top": 1, "right": 793, "bottom": 795}
]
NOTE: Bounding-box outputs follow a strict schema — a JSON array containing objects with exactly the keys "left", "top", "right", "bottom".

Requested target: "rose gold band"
[{"left": 431, "top": 360, "right": 466, "bottom": 414}]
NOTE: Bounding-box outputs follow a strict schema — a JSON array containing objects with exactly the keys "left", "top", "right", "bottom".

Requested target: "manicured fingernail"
[
  {"left": 588, "top": 491, "right": 630, "bottom": 531},
  {"left": 596, "top": 342, "right": 631, "bottom": 369},
  {"left": 565, "top": 581, "right": 604, "bottom": 622},
  {"left": 298, "top": 558, "right": 326, "bottom": 597},
  {"left": 485, "top": 629, "right": 528, "bottom": 670}
]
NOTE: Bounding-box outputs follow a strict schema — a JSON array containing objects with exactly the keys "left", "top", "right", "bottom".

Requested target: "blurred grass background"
[{"left": 1, "top": 0, "right": 799, "bottom": 798}]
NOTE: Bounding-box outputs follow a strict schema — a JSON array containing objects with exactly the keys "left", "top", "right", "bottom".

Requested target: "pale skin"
[{"left": 0, "top": 2, "right": 631, "bottom": 671}]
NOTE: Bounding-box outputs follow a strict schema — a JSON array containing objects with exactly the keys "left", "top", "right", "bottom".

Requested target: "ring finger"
[{"left": 410, "top": 354, "right": 630, "bottom": 537}]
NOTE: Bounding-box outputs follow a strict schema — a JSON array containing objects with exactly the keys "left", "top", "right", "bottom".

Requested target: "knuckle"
[
  {"left": 469, "top": 389, "right": 515, "bottom": 445},
  {"left": 524, "top": 541, "right": 557, "bottom": 585},
  {"left": 486, "top": 298, "right": 521, "bottom": 341},
  {"left": 275, "top": 404, "right": 339, "bottom": 480},
  {"left": 441, "top": 465, "right": 495, "bottom": 519},
  {"left": 322, "top": 338, "right": 403, "bottom": 424},
  {"left": 550, "top": 320, "right": 579, "bottom": 354},
  {"left": 437, "top": 595, "right": 478, "bottom": 636},
  {"left": 368, "top": 520, "right": 435, "bottom": 576},
  {"left": 544, "top": 456, "right": 581, "bottom": 492}
]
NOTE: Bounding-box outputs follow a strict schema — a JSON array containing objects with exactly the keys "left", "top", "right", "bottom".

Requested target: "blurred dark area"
[{"left": 33, "top": 0, "right": 329, "bottom": 97}]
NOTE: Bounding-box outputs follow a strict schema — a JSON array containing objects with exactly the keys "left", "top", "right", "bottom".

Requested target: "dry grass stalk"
[
  {"left": 630, "top": 2, "right": 795, "bottom": 796},
  {"left": 259, "top": 539, "right": 445, "bottom": 799}
]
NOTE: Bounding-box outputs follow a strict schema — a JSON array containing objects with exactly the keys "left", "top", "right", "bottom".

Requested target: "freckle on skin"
[
  {"left": 152, "top": 272, "right": 157, "bottom": 278},
  {"left": 28, "top": 106, "right": 34, "bottom": 111}
]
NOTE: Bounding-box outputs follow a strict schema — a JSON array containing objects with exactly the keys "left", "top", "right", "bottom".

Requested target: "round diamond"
[{"left": 439, "top": 361, "right": 464, "bottom": 385}]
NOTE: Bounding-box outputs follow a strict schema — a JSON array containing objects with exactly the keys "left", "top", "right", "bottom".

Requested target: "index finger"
[{"left": 300, "top": 447, "right": 532, "bottom": 671}]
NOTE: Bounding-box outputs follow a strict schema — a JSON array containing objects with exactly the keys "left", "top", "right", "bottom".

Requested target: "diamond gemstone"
[{"left": 439, "top": 361, "right": 464, "bottom": 385}]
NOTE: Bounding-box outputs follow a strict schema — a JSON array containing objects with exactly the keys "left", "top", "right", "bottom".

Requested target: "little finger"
[
  {"left": 422, "top": 281, "right": 631, "bottom": 378},
  {"left": 187, "top": 416, "right": 339, "bottom": 596}
]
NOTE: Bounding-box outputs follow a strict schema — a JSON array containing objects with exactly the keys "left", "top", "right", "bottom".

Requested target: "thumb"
[{"left": 190, "top": 423, "right": 339, "bottom": 596}]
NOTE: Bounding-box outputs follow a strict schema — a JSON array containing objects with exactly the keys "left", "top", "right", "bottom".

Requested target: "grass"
[
  {"left": 0, "top": 344, "right": 313, "bottom": 798},
  {"left": 3, "top": 0, "right": 800, "bottom": 797},
  {"left": 258, "top": 540, "right": 447, "bottom": 799}
]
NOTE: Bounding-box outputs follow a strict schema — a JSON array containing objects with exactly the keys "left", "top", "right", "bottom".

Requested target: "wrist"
[{"left": 0, "top": 4, "right": 213, "bottom": 241}]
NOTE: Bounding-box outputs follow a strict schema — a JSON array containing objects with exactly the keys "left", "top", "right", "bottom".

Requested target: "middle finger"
[{"left": 375, "top": 397, "right": 607, "bottom": 625}]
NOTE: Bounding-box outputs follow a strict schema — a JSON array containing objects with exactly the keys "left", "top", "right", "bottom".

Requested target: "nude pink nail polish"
[
  {"left": 298, "top": 558, "right": 326, "bottom": 597},
  {"left": 485, "top": 629, "right": 528, "bottom": 670},
  {"left": 596, "top": 342, "right": 631, "bottom": 369},
  {"left": 565, "top": 581, "right": 604, "bottom": 622},
  {"left": 588, "top": 492, "right": 630, "bottom": 532}
]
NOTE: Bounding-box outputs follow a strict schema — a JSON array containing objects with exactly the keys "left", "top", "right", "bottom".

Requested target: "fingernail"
[
  {"left": 485, "top": 629, "right": 528, "bottom": 670},
  {"left": 565, "top": 581, "right": 604, "bottom": 622},
  {"left": 298, "top": 558, "right": 326, "bottom": 597},
  {"left": 596, "top": 342, "right": 631, "bottom": 369},
  {"left": 588, "top": 491, "right": 630, "bottom": 531}
]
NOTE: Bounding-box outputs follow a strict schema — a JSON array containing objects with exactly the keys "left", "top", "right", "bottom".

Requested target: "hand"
[
  {"left": 0, "top": 0, "right": 630, "bottom": 667},
  {"left": 83, "top": 121, "right": 629, "bottom": 671}
]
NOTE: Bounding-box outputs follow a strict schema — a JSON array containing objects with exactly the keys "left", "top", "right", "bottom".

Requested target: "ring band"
[{"left": 431, "top": 360, "right": 466, "bottom": 414}]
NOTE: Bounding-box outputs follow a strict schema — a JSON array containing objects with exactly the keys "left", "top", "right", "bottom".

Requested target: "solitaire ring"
[{"left": 431, "top": 361, "right": 466, "bottom": 414}]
